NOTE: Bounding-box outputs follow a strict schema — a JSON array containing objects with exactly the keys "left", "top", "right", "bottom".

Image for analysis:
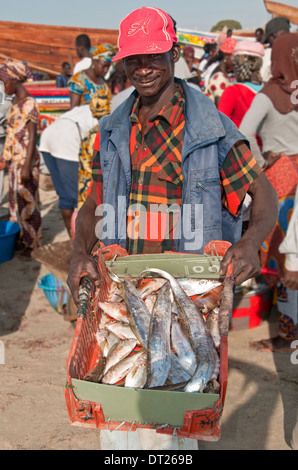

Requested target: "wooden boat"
[
  {"left": 0, "top": 20, "right": 118, "bottom": 77},
  {"left": 264, "top": 0, "right": 298, "bottom": 25}
]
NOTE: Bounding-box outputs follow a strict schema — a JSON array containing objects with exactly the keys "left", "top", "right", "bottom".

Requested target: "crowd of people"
[{"left": 0, "top": 8, "right": 297, "bottom": 449}]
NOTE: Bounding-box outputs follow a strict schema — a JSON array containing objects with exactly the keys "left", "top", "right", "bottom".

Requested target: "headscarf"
[
  {"left": 233, "top": 40, "right": 264, "bottom": 84},
  {"left": 0, "top": 58, "right": 32, "bottom": 82},
  {"left": 233, "top": 54, "right": 263, "bottom": 83},
  {"left": 260, "top": 33, "right": 298, "bottom": 114},
  {"left": 89, "top": 44, "right": 118, "bottom": 63},
  {"left": 219, "top": 37, "right": 237, "bottom": 54},
  {"left": 183, "top": 46, "right": 195, "bottom": 56}
]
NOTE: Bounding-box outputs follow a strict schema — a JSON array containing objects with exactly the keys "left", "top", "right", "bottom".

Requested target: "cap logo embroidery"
[
  {"left": 128, "top": 18, "right": 151, "bottom": 36},
  {"left": 146, "top": 44, "right": 162, "bottom": 51}
]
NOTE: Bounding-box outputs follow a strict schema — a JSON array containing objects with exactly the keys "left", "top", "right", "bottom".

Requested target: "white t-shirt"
[
  {"left": 39, "top": 105, "right": 98, "bottom": 161},
  {"left": 260, "top": 47, "right": 272, "bottom": 84},
  {"left": 174, "top": 57, "right": 193, "bottom": 80},
  {"left": 73, "top": 57, "right": 92, "bottom": 75}
]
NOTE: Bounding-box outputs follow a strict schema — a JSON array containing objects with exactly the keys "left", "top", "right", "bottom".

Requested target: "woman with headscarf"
[
  {"left": 204, "top": 37, "right": 238, "bottom": 106},
  {"left": 239, "top": 33, "right": 298, "bottom": 352},
  {"left": 218, "top": 40, "right": 264, "bottom": 129},
  {"left": 0, "top": 59, "right": 42, "bottom": 257},
  {"left": 77, "top": 86, "right": 111, "bottom": 210},
  {"left": 68, "top": 43, "right": 117, "bottom": 109}
]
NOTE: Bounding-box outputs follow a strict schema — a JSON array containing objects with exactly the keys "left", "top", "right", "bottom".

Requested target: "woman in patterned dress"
[
  {"left": 204, "top": 37, "right": 237, "bottom": 106},
  {"left": 0, "top": 59, "right": 42, "bottom": 257},
  {"left": 240, "top": 33, "right": 298, "bottom": 351},
  {"left": 68, "top": 43, "right": 117, "bottom": 109}
]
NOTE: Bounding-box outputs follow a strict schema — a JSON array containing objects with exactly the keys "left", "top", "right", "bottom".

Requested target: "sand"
[{"left": 0, "top": 176, "right": 297, "bottom": 450}]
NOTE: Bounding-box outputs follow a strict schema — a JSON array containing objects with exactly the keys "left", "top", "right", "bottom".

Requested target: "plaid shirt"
[{"left": 92, "top": 84, "right": 262, "bottom": 254}]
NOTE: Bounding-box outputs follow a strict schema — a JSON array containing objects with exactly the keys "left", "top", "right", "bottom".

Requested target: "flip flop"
[{"left": 249, "top": 338, "right": 298, "bottom": 353}]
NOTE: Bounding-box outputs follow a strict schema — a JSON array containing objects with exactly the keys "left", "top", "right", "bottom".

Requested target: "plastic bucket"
[
  {"left": 0, "top": 221, "right": 21, "bottom": 263},
  {"left": 38, "top": 273, "right": 68, "bottom": 313}
]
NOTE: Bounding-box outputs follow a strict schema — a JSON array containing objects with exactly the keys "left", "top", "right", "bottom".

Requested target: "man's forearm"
[
  {"left": 243, "top": 171, "right": 279, "bottom": 248},
  {"left": 73, "top": 196, "right": 99, "bottom": 255}
]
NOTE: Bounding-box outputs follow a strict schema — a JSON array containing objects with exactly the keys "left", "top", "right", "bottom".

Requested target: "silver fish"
[
  {"left": 101, "top": 350, "right": 145, "bottom": 385},
  {"left": 141, "top": 268, "right": 219, "bottom": 393},
  {"left": 146, "top": 281, "right": 172, "bottom": 388},
  {"left": 98, "top": 301, "right": 129, "bottom": 324},
  {"left": 177, "top": 278, "right": 222, "bottom": 297},
  {"left": 125, "top": 354, "right": 147, "bottom": 388},
  {"left": 119, "top": 279, "right": 151, "bottom": 348},
  {"left": 103, "top": 338, "right": 138, "bottom": 374},
  {"left": 103, "top": 331, "right": 120, "bottom": 357},
  {"left": 144, "top": 293, "right": 157, "bottom": 314},
  {"left": 105, "top": 321, "right": 138, "bottom": 341},
  {"left": 171, "top": 314, "right": 197, "bottom": 376},
  {"left": 137, "top": 278, "right": 167, "bottom": 298},
  {"left": 206, "top": 308, "right": 221, "bottom": 348},
  {"left": 167, "top": 352, "right": 192, "bottom": 384}
]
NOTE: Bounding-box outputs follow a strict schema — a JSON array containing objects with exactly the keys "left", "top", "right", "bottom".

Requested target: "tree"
[{"left": 211, "top": 19, "right": 242, "bottom": 32}]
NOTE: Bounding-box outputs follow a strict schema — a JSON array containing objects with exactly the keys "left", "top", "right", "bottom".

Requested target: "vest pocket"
[{"left": 189, "top": 169, "right": 221, "bottom": 231}]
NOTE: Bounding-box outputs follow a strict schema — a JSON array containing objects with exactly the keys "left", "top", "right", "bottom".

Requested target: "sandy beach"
[{"left": 0, "top": 173, "right": 297, "bottom": 450}]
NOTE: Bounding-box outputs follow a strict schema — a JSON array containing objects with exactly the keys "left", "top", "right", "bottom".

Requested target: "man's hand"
[
  {"left": 220, "top": 239, "right": 261, "bottom": 285},
  {"left": 280, "top": 269, "right": 298, "bottom": 291},
  {"left": 67, "top": 252, "right": 101, "bottom": 306}
]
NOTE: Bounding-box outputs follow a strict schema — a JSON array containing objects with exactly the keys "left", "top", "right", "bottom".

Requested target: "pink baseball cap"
[{"left": 113, "top": 7, "right": 178, "bottom": 62}]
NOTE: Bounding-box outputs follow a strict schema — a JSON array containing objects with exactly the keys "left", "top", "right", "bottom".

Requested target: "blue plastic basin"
[{"left": 0, "top": 221, "right": 21, "bottom": 263}]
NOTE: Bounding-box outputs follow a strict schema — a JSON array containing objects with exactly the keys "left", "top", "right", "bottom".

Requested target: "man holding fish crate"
[{"left": 67, "top": 7, "right": 278, "bottom": 450}]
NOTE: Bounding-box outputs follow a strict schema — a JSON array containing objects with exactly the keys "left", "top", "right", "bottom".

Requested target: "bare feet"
[{"left": 249, "top": 336, "right": 297, "bottom": 352}]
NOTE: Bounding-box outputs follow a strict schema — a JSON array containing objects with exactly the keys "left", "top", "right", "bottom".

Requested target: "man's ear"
[{"left": 172, "top": 44, "right": 181, "bottom": 63}]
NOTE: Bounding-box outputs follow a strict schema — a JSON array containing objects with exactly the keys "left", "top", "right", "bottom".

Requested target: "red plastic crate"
[
  {"left": 231, "top": 287, "right": 273, "bottom": 330},
  {"left": 65, "top": 241, "right": 233, "bottom": 441}
]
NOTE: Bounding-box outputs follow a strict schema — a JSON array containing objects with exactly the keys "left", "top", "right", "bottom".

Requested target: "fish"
[
  {"left": 141, "top": 268, "right": 219, "bottom": 393},
  {"left": 206, "top": 308, "right": 221, "bottom": 348},
  {"left": 103, "top": 331, "right": 121, "bottom": 357},
  {"left": 98, "top": 301, "right": 129, "bottom": 324},
  {"left": 167, "top": 352, "right": 192, "bottom": 384},
  {"left": 101, "top": 350, "right": 145, "bottom": 385},
  {"left": 146, "top": 281, "right": 172, "bottom": 388},
  {"left": 105, "top": 321, "right": 138, "bottom": 341},
  {"left": 106, "top": 280, "right": 121, "bottom": 301},
  {"left": 103, "top": 338, "right": 138, "bottom": 374},
  {"left": 125, "top": 354, "right": 147, "bottom": 388},
  {"left": 144, "top": 293, "right": 157, "bottom": 314},
  {"left": 137, "top": 278, "right": 167, "bottom": 298},
  {"left": 119, "top": 279, "right": 151, "bottom": 348},
  {"left": 204, "top": 379, "right": 220, "bottom": 394},
  {"left": 171, "top": 314, "right": 197, "bottom": 376},
  {"left": 177, "top": 278, "right": 222, "bottom": 297},
  {"left": 84, "top": 330, "right": 107, "bottom": 383},
  {"left": 193, "top": 285, "right": 224, "bottom": 314},
  {"left": 83, "top": 356, "right": 106, "bottom": 383}
]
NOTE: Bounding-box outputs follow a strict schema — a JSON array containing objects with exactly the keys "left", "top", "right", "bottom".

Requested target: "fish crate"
[{"left": 65, "top": 241, "right": 234, "bottom": 441}]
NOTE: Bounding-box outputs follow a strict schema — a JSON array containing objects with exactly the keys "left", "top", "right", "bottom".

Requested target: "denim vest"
[{"left": 97, "top": 79, "right": 248, "bottom": 253}]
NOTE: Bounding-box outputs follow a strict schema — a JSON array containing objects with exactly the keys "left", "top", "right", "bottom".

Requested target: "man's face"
[
  {"left": 267, "top": 32, "right": 277, "bottom": 47},
  {"left": 122, "top": 45, "right": 179, "bottom": 98},
  {"left": 63, "top": 64, "right": 71, "bottom": 76},
  {"left": 255, "top": 31, "right": 263, "bottom": 43}
]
